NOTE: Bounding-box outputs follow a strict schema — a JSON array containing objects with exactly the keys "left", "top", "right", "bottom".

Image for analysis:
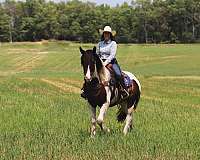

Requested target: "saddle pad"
[
  {"left": 124, "top": 74, "right": 132, "bottom": 87},
  {"left": 123, "top": 71, "right": 141, "bottom": 92}
]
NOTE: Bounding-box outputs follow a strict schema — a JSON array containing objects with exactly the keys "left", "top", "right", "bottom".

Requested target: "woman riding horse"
[
  {"left": 79, "top": 46, "right": 141, "bottom": 136},
  {"left": 81, "top": 26, "right": 129, "bottom": 99}
]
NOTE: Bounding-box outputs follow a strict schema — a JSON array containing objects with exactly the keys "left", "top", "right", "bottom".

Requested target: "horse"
[{"left": 80, "top": 46, "right": 141, "bottom": 136}]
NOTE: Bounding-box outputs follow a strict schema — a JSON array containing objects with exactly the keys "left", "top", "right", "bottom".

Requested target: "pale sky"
[
  {"left": 0, "top": 0, "right": 132, "bottom": 6},
  {"left": 80, "top": 0, "right": 131, "bottom": 6}
]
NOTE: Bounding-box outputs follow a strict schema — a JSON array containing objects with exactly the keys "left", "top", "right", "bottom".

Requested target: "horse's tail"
[
  {"left": 117, "top": 83, "right": 141, "bottom": 122},
  {"left": 117, "top": 105, "right": 127, "bottom": 122}
]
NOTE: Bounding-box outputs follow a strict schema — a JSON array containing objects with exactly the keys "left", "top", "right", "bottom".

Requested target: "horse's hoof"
[
  {"left": 90, "top": 134, "right": 96, "bottom": 138},
  {"left": 97, "top": 118, "right": 103, "bottom": 125},
  {"left": 90, "top": 131, "right": 96, "bottom": 137},
  {"left": 107, "top": 128, "right": 111, "bottom": 133},
  {"left": 123, "top": 127, "right": 129, "bottom": 135},
  {"left": 123, "top": 125, "right": 133, "bottom": 135},
  {"left": 123, "top": 129, "right": 128, "bottom": 135},
  {"left": 101, "top": 126, "right": 110, "bottom": 133}
]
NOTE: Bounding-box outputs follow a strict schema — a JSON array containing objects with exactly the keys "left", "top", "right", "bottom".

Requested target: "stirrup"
[{"left": 121, "top": 89, "right": 129, "bottom": 99}]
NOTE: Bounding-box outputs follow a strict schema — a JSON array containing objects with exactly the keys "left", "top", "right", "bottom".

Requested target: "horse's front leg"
[
  {"left": 90, "top": 106, "right": 96, "bottom": 137},
  {"left": 97, "top": 87, "right": 111, "bottom": 132}
]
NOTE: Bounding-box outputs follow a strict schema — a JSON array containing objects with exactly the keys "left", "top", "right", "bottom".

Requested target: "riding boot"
[{"left": 119, "top": 77, "right": 129, "bottom": 99}]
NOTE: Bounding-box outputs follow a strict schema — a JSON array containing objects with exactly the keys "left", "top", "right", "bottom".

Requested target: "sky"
[
  {"left": 0, "top": 0, "right": 132, "bottom": 6},
  {"left": 80, "top": 0, "right": 131, "bottom": 6}
]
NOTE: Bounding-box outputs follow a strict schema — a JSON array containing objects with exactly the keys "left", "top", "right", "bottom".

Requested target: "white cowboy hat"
[{"left": 99, "top": 26, "right": 116, "bottom": 36}]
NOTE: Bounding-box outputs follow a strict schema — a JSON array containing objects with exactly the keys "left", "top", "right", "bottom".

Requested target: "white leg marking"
[
  {"left": 97, "top": 86, "right": 111, "bottom": 124},
  {"left": 90, "top": 106, "right": 96, "bottom": 137},
  {"left": 123, "top": 105, "right": 135, "bottom": 135},
  {"left": 97, "top": 65, "right": 111, "bottom": 132},
  {"left": 97, "top": 86, "right": 111, "bottom": 133}
]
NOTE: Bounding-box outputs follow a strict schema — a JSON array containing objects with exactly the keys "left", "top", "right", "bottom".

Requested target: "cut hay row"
[{"left": 41, "top": 78, "right": 81, "bottom": 94}]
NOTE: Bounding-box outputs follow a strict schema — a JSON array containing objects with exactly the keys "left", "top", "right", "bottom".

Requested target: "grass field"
[{"left": 0, "top": 41, "right": 200, "bottom": 159}]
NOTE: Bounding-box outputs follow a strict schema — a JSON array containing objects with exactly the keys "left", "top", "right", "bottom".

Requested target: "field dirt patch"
[
  {"left": 36, "top": 51, "right": 48, "bottom": 54},
  {"left": 19, "top": 78, "right": 66, "bottom": 95},
  {"left": 10, "top": 41, "right": 48, "bottom": 45},
  {"left": 41, "top": 78, "right": 80, "bottom": 94},
  {"left": 15, "top": 55, "right": 45, "bottom": 72},
  {"left": 0, "top": 71, "right": 24, "bottom": 76},
  {"left": 59, "top": 78, "right": 82, "bottom": 87},
  {"left": 20, "top": 77, "right": 34, "bottom": 81},
  {"left": 142, "top": 95, "right": 200, "bottom": 108},
  {"left": 7, "top": 48, "right": 36, "bottom": 54},
  {"left": 7, "top": 49, "right": 48, "bottom": 55},
  {"left": 160, "top": 55, "right": 186, "bottom": 59},
  {"left": 21, "top": 77, "right": 81, "bottom": 94},
  {"left": 152, "top": 76, "right": 200, "bottom": 80},
  {"left": 7, "top": 48, "right": 49, "bottom": 54}
]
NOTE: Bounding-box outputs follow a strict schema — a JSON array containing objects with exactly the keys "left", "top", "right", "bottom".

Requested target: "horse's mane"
[
  {"left": 84, "top": 49, "right": 104, "bottom": 74},
  {"left": 93, "top": 53, "right": 104, "bottom": 73}
]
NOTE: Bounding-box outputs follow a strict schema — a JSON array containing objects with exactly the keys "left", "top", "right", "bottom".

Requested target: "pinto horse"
[{"left": 80, "top": 47, "right": 141, "bottom": 136}]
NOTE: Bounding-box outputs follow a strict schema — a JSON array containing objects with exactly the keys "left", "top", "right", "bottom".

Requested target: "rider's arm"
[{"left": 104, "top": 41, "right": 117, "bottom": 65}]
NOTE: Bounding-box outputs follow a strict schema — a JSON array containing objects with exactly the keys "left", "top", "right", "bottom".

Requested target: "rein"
[{"left": 101, "top": 81, "right": 109, "bottom": 87}]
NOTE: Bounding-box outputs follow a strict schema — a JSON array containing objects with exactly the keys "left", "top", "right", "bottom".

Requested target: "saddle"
[
  {"left": 106, "top": 64, "right": 133, "bottom": 89},
  {"left": 105, "top": 64, "right": 133, "bottom": 102}
]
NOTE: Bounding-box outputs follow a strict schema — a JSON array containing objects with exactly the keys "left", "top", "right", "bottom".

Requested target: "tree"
[
  {"left": 0, "top": 0, "right": 200, "bottom": 43},
  {"left": 0, "top": 5, "right": 10, "bottom": 42}
]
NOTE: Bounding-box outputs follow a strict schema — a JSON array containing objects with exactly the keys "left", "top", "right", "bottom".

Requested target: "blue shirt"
[{"left": 96, "top": 40, "right": 117, "bottom": 65}]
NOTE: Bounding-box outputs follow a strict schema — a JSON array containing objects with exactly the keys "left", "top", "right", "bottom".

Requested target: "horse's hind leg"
[{"left": 123, "top": 105, "right": 135, "bottom": 135}]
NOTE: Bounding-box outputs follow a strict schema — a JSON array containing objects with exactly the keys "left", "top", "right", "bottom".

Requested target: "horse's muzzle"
[{"left": 84, "top": 77, "right": 92, "bottom": 82}]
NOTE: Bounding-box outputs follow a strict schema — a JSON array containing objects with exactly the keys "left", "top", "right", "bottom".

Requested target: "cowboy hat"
[{"left": 99, "top": 26, "right": 116, "bottom": 36}]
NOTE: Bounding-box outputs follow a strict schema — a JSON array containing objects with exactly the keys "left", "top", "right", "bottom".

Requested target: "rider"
[
  {"left": 97, "top": 26, "right": 129, "bottom": 98},
  {"left": 81, "top": 26, "right": 129, "bottom": 99}
]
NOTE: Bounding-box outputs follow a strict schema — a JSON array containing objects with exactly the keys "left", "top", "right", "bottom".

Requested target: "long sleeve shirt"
[{"left": 96, "top": 40, "right": 117, "bottom": 65}]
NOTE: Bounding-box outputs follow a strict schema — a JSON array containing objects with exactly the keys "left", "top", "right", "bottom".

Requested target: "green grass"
[{"left": 0, "top": 41, "right": 200, "bottom": 159}]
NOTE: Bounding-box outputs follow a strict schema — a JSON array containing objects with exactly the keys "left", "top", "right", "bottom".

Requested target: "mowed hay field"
[{"left": 0, "top": 41, "right": 200, "bottom": 159}]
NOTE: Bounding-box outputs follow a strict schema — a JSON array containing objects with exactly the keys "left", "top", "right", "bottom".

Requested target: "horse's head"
[{"left": 80, "top": 46, "right": 97, "bottom": 82}]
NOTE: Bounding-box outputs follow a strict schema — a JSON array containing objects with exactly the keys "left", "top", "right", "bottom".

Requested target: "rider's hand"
[
  {"left": 103, "top": 61, "right": 108, "bottom": 66},
  {"left": 103, "top": 60, "right": 110, "bottom": 66}
]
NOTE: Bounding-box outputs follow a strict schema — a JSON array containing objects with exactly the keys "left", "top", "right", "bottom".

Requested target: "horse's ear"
[
  {"left": 93, "top": 46, "right": 96, "bottom": 53},
  {"left": 79, "top": 47, "right": 84, "bottom": 54}
]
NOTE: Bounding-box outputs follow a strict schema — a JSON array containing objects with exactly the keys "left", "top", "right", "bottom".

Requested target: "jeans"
[{"left": 111, "top": 59, "right": 122, "bottom": 80}]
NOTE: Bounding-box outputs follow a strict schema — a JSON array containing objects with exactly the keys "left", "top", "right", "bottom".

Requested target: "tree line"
[{"left": 0, "top": 0, "right": 200, "bottom": 43}]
